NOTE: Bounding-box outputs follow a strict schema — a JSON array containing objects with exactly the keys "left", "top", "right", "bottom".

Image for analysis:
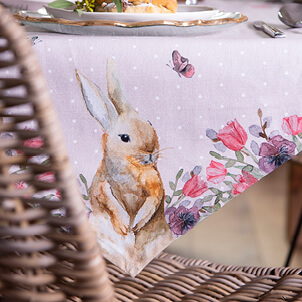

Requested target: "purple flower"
[
  {"left": 258, "top": 135, "right": 296, "bottom": 173},
  {"left": 165, "top": 205, "right": 200, "bottom": 236}
]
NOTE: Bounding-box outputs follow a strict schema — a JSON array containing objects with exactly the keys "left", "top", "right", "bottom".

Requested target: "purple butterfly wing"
[
  {"left": 180, "top": 64, "right": 195, "bottom": 78},
  {"left": 171, "top": 50, "right": 194, "bottom": 78},
  {"left": 172, "top": 50, "right": 188, "bottom": 72}
]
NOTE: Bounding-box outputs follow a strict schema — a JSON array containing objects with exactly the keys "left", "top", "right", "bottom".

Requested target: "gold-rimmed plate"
[{"left": 14, "top": 9, "right": 247, "bottom": 36}]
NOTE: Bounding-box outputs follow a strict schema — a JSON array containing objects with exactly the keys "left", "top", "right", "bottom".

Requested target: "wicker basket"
[{"left": 1, "top": 5, "right": 302, "bottom": 301}]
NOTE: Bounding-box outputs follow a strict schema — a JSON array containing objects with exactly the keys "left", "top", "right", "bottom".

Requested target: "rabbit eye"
[{"left": 119, "top": 134, "right": 131, "bottom": 143}]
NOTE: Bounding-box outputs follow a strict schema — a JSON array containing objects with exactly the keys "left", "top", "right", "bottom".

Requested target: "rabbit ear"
[
  {"left": 75, "top": 69, "right": 118, "bottom": 132},
  {"left": 107, "top": 58, "right": 133, "bottom": 114}
]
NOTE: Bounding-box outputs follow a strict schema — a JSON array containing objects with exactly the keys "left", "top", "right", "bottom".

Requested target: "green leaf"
[
  {"left": 173, "top": 189, "right": 183, "bottom": 196},
  {"left": 220, "top": 197, "right": 229, "bottom": 202},
  {"left": 242, "top": 165, "right": 253, "bottom": 173},
  {"left": 19, "top": 165, "right": 27, "bottom": 171},
  {"left": 202, "top": 206, "right": 216, "bottom": 213},
  {"left": 75, "top": 8, "right": 84, "bottom": 16},
  {"left": 293, "top": 135, "right": 298, "bottom": 143},
  {"left": 169, "top": 181, "right": 176, "bottom": 191},
  {"left": 214, "top": 203, "right": 221, "bottom": 210},
  {"left": 228, "top": 191, "right": 234, "bottom": 197},
  {"left": 249, "top": 169, "right": 263, "bottom": 180},
  {"left": 41, "top": 159, "right": 50, "bottom": 166},
  {"left": 113, "top": 0, "right": 123, "bottom": 12},
  {"left": 225, "top": 159, "right": 236, "bottom": 168},
  {"left": 48, "top": 0, "right": 74, "bottom": 9},
  {"left": 210, "top": 151, "right": 222, "bottom": 160},
  {"left": 176, "top": 169, "right": 184, "bottom": 181},
  {"left": 235, "top": 151, "right": 244, "bottom": 163},
  {"left": 80, "top": 174, "right": 87, "bottom": 186},
  {"left": 202, "top": 195, "right": 214, "bottom": 202},
  {"left": 209, "top": 187, "right": 221, "bottom": 195},
  {"left": 214, "top": 196, "right": 221, "bottom": 205},
  {"left": 223, "top": 180, "right": 233, "bottom": 187},
  {"left": 82, "top": 195, "right": 89, "bottom": 200},
  {"left": 165, "top": 196, "right": 172, "bottom": 204},
  {"left": 298, "top": 132, "right": 302, "bottom": 139},
  {"left": 53, "top": 213, "right": 63, "bottom": 217}
]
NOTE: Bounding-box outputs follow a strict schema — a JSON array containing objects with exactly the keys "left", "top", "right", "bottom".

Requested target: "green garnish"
[
  {"left": 48, "top": 0, "right": 75, "bottom": 9},
  {"left": 48, "top": 0, "right": 123, "bottom": 13}
]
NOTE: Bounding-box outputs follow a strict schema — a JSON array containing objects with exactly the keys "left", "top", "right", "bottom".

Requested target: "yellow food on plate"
[{"left": 95, "top": 0, "right": 177, "bottom": 13}]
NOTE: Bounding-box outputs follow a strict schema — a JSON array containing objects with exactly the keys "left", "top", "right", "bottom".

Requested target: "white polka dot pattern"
[{"left": 27, "top": 5, "right": 302, "bottom": 265}]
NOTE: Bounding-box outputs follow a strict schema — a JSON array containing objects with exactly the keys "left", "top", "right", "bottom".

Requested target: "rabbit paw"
[
  {"left": 132, "top": 201, "right": 157, "bottom": 234},
  {"left": 132, "top": 221, "right": 144, "bottom": 235},
  {"left": 113, "top": 223, "right": 129, "bottom": 236}
]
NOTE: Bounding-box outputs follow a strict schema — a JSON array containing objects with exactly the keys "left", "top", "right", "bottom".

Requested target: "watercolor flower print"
[{"left": 164, "top": 109, "right": 302, "bottom": 237}]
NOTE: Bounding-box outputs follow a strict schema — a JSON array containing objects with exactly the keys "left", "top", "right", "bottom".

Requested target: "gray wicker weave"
[{"left": 1, "top": 5, "right": 302, "bottom": 301}]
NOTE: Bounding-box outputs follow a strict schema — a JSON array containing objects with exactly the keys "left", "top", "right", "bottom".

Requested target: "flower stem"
[
  {"left": 227, "top": 172, "right": 238, "bottom": 181},
  {"left": 220, "top": 155, "right": 250, "bottom": 166},
  {"left": 165, "top": 173, "right": 182, "bottom": 209},
  {"left": 12, "top": 167, "right": 27, "bottom": 174},
  {"left": 243, "top": 147, "right": 259, "bottom": 164},
  {"left": 259, "top": 111, "right": 269, "bottom": 141},
  {"left": 170, "top": 194, "right": 185, "bottom": 208},
  {"left": 293, "top": 135, "right": 302, "bottom": 152}
]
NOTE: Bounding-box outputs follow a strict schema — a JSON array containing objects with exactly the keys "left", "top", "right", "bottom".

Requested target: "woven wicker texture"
[
  {"left": 1, "top": 4, "right": 302, "bottom": 302},
  {"left": 108, "top": 252, "right": 302, "bottom": 301},
  {"left": 0, "top": 5, "right": 113, "bottom": 302}
]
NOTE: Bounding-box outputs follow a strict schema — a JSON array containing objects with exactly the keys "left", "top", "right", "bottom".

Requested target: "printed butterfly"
[
  {"left": 168, "top": 50, "right": 195, "bottom": 78},
  {"left": 29, "top": 36, "right": 42, "bottom": 46}
]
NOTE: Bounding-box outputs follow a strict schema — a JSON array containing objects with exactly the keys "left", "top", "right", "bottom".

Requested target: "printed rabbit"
[{"left": 75, "top": 59, "right": 174, "bottom": 276}]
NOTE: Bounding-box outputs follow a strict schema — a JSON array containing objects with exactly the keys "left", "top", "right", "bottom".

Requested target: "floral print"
[
  {"left": 24, "top": 137, "right": 44, "bottom": 149},
  {"left": 165, "top": 205, "right": 200, "bottom": 236},
  {"left": 37, "top": 171, "right": 56, "bottom": 182},
  {"left": 282, "top": 115, "right": 302, "bottom": 136},
  {"left": 16, "top": 181, "right": 28, "bottom": 190},
  {"left": 183, "top": 175, "right": 208, "bottom": 198},
  {"left": 217, "top": 119, "right": 248, "bottom": 151},
  {"left": 165, "top": 109, "right": 302, "bottom": 237},
  {"left": 258, "top": 135, "right": 296, "bottom": 173},
  {"left": 7, "top": 127, "right": 59, "bottom": 201},
  {"left": 54, "top": 189, "right": 62, "bottom": 199},
  {"left": 11, "top": 109, "right": 299, "bottom": 239},
  {"left": 206, "top": 161, "right": 227, "bottom": 184},
  {"left": 232, "top": 171, "right": 257, "bottom": 196},
  {"left": 23, "top": 127, "right": 44, "bottom": 149}
]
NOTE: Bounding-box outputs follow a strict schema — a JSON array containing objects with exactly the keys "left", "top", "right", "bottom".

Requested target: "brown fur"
[{"left": 76, "top": 63, "right": 174, "bottom": 276}]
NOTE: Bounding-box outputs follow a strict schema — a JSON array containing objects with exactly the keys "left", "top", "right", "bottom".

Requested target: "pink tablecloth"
[{"left": 21, "top": 0, "right": 302, "bottom": 275}]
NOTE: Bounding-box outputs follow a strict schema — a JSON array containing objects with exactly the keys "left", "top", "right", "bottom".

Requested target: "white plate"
[
  {"left": 15, "top": 9, "right": 247, "bottom": 36},
  {"left": 44, "top": 4, "right": 220, "bottom": 22}
]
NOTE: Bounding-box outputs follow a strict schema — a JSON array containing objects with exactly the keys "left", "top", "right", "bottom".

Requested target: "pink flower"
[
  {"left": 16, "top": 181, "right": 28, "bottom": 189},
  {"left": 37, "top": 171, "right": 55, "bottom": 183},
  {"left": 217, "top": 119, "right": 248, "bottom": 151},
  {"left": 282, "top": 115, "right": 302, "bottom": 136},
  {"left": 232, "top": 171, "right": 257, "bottom": 195},
  {"left": 183, "top": 175, "right": 208, "bottom": 198},
  {"left": 16, "top": 136, "right": 44, "bottom": 156},
  {"left": 24, "top": 137, "right": 44, "bottom": 149},
  {"left": 54, "top": 190, "right": 62, "bottom": 199},
  {"left": 206, "top": 161, "right": 227, "bottom": 184}
]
